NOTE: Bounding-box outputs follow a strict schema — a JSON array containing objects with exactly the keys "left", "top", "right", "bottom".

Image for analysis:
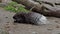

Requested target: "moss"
[{"left": 4, "top": 1, "right": 30, "bottom": 13}]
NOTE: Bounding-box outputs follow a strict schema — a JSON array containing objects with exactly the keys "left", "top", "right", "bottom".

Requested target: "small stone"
[
  {"left": 56, "top": 25, "right": 60, "bottom": 28},
  {"left": 6, "top": 22, "right": 9, "bottom": 23},
  {"left": 55, "top": 21, "right": 58, "bottom": 23},
  {"left": 6, "top": 24, "right": 9, "bottom": 25},
  {"left": 13, "top": 23, "right": 17, "bottom": 25},
  {"left": 5, "top": 25, "right": 10, "bottom": 28},
  {"left": 32, "top": 32, "right": 37, "bottom": 34},
  {"left": 5, "top": 17, "right": 8, "bottom": 18},
  {"left": 47, "top": 28, "right": 53, "bottom": 31}
]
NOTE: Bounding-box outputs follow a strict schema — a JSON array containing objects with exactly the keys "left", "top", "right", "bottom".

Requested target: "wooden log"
[{"left": 12, "top": 0, "right": 60, "bottom": 17}]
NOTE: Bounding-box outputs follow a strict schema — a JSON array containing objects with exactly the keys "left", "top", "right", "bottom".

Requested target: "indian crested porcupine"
[{"left": 13, "top": 12, "right": 49, "bottom": 25}]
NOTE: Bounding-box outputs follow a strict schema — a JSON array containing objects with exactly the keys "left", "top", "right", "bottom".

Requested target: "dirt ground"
[{"left": 0, "top": 8, "right": 60, "bottom": 34}]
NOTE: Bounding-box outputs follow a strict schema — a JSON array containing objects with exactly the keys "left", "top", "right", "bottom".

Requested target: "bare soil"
[{"left": 0, "top": 8, "right": 60, "bottom": 34}]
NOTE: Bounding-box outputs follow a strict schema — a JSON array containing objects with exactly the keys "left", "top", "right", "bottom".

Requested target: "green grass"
[{"left": 4, "top": 1, "right": 30, "bottom": 13}]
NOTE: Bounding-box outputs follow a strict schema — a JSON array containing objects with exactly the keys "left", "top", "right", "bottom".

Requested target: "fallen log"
[
  {"left": 12, "top": 0, "right": 60, "bottom": 17},
  {"left": 12, "top": 0, "right": 42, "bottom": 12}
]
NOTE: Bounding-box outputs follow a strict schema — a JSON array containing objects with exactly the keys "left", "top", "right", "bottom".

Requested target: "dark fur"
[
  {"left": 13, "top": 12, "right": 27, "bottom": 23},
  {"left": 13, "top": 12, "right": 47, "bottom": 25}
]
